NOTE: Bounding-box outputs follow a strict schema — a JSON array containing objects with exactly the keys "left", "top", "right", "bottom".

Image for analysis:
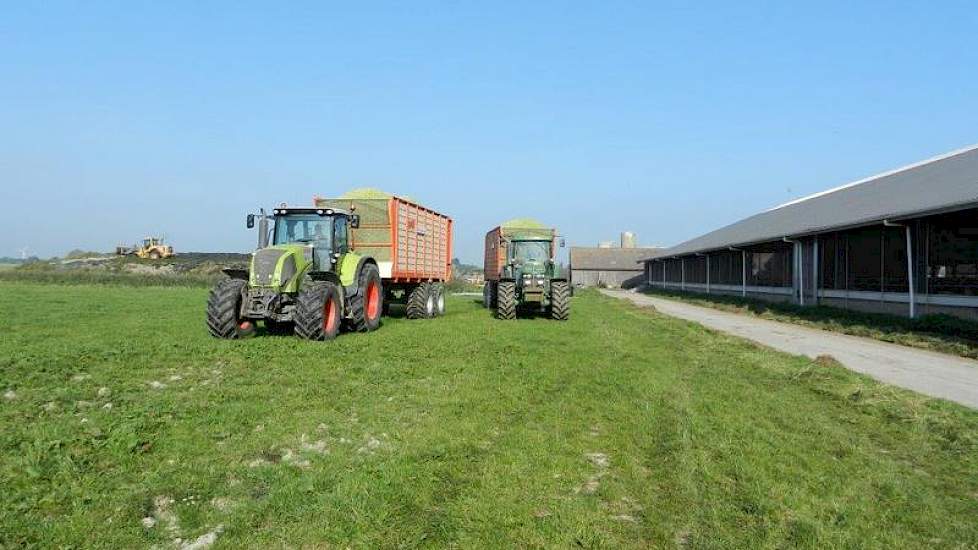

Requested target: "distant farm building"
[
  {"left": 641, "top": 145, "right": 978, "bottom": 320},
  {"left": 571, "top": 238, "right": 663, "bottom": 288}
]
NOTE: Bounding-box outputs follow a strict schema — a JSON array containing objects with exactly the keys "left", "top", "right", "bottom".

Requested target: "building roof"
[
  {"left": 645, "top": 144, "right": 978, "bottom": 261},
  {"left": 571, "top": 247, "right": 664, "bottom": 270}
]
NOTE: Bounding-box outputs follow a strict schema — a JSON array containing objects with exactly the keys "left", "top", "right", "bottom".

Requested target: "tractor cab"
[
  {"left": 504, "top": 236, "right": 564, "bottom": 280},
  {"left": 247, "top": 206, "right": 361, "bottom": 274},
  {"left": 508, "top": 239, "right": 551, "bottom": 276}
]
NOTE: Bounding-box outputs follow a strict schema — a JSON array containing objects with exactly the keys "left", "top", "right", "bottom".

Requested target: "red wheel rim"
[
  {"left": 366, "top": 281, "right": 380, "bottom": 320},
  {"left": 324, "top": 296, "right": 338, "bottom": 333}
]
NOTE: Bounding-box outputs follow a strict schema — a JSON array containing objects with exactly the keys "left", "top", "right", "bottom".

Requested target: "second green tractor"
[{"left": 482, "top": 219, "right": 570, "bottom": 320}]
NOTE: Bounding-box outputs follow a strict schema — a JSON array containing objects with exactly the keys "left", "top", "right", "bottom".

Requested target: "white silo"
[{"left": 621, "top": 231, "right": 636, "bottom": 248}]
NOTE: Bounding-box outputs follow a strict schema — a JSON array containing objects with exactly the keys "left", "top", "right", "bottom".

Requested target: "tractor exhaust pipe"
[{"left": 258, "top": 209, "right": 270, "bottom": 249}]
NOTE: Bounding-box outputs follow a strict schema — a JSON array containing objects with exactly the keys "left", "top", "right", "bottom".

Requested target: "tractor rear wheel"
[
  {"left": 431, "top": 283, "right": 446, "bottom": 316},
  {"left": 347, "top": 263, "right": 383, "bottom": 332},
  {"left": 206, "top": 278, "right": 249, "bottom": 339},
  {"left": 496, "top": 281, "right": 516, "bottom": 320},
  {"left": 550, "top": 281, "right": 570, "bottom": 320},
  {"left": 406, "top": 283, "right": 430, "bottom": 319},
  {"left": 294, "top": 281, "right": 342, "bottom": 341}
]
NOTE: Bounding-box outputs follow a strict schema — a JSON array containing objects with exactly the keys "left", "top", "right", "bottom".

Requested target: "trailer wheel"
[
  {"left": 347, "top": 263, "right": 383, "bottom": 332},
  {"left": 206, "top": 278, "right": 249, "bottom": 339},
  {"left": 550, "top": 281, "right": 570, "bottom": 321},
  {"left": 431, "top": 283, "right": 446, "bottom": 316},
  {"left": 496, "top": 281, "right": 516, "bottom": 320},
  {"left": 483, "top": 282, "right": 498, "bottom": 309},
  {"left": 294, "top": 281, "right": 342, "bottom": 341},
  {"left": 406, "top": 283, "right": 430, "bottom": 319}
]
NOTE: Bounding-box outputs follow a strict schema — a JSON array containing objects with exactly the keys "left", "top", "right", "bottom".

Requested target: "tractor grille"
[{"left": 252, "top": 249, "right": 285, "bottom": 286}]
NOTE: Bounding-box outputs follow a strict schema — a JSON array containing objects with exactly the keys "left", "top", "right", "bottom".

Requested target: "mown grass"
[
  {"left": 1, "top": 283, "right": 976, "bottom": 548},
  {"left": 642, "top": 287, "right": 978, "bottom": 360}
]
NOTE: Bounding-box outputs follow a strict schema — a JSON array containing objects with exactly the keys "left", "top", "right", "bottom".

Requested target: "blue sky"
[{"left": 1, "top": 2, "right": 976, "bottom": 262}]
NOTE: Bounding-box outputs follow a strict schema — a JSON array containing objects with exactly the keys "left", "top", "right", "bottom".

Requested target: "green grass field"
[{"left": 1, "top": 282, "right": 977, "bottom": 548}]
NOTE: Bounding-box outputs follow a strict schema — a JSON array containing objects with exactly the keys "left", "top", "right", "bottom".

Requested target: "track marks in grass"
[
  {"left": 142, "top": 494, "right": 224, "bottom": 549},
  {"left": 576, "top": 452, "right": 612, "bottom": 495}
]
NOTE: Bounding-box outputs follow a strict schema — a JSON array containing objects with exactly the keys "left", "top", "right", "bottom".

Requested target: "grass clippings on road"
[{"left": 642, "top": 287, "right": 978, "bottom": 360}]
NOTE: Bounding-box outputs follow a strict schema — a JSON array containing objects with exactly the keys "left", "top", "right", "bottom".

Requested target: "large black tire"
[
  {"left": 550, "top": 281, "right": 570, "bottom": 320},
  {"left": 347, "top": 263, "right": 383, "bottom": 332},
  {"left": 294, "top": 281, "right": 342, "bottom": 341},
  {"left": 406, "top": 283, "right": 430, "bottom": 319},
  {"left": 206, "top": 278, "right": 248, "bottom": 339},
  {"left": 496, "top": 281, "right": 516, "bottom": 320},
  {"left": 431, "top": 283, "right": 446, "bottom": 316}
]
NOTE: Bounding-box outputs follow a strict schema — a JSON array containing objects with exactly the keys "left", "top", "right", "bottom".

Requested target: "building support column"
[
  {"left": 885, "top": 220, "right": 915, "bottom": 319},
  {"left": 812, "top": 236, "right": 819, "bottom": 306},
  {"left": 784, "top": 237, "right": 803, "bottom": 306},
  {"left": 906, "top": 225, "right": 916, "bottom": 319},
  {"left": 741, "top": 250, "right": 746, "bottom": 297},
  {"left": 681, "top": 258, "right": 685, "bottom": 292},
  {"left": 706, "top": 254, "right": 711, "bottom": 294}
]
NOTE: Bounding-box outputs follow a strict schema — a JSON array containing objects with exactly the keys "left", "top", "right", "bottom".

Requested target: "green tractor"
[
  {"left": 482, "top": 221, "right": 570, "bottom": 320},
  {"left": 206, "top": 205, "right": 382, "bottom": 340}
]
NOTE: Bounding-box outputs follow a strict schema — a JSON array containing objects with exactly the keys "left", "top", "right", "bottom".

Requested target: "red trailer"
[{"left": 315, "top": 194, "right": 453, "bottom": 318}]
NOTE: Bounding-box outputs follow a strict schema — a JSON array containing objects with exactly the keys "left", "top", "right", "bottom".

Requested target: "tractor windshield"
[
  {"left": 511, "top": 240, "right": 550, "bottom": 264},
  {"left": 273, "top": 214, "right": 333, "bottom": 249}
]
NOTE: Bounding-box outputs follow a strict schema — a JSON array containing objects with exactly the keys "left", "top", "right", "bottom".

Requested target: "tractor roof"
[{"left": 272, "top": 206, "right": 352, "bottom": 216}]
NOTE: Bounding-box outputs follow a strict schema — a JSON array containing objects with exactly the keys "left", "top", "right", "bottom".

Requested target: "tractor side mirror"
[
  {"left": 246, "top": 214, "right": 255, "bottom": 229},
  {"left": 559, "top": 238, "right": 566, "bottom": 248},
  {"left": 350, "top": 214, "right": 360, "bottom": 228}
]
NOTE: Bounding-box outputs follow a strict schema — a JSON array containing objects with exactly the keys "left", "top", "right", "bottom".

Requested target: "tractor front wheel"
[
  {"left": 294, "top": 281, "right": 342, "bottom": 341},
  {"left": 496, "top": 281, "right": 516, "bottom": 320},
  {"left": 550, "top": 281, "right": 570, "bottom": 320},
  {"left": 348, "top": 263, "right": 383, "bottom": 332},
  {"left": 206, "top": 278, "right": 249, "bottom": 339}
]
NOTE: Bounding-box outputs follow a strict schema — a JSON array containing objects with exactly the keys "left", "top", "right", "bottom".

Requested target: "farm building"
[
  {"left": 571, "top": 246, "right": 663, "bottom": 288},
  {"left": 641, "top": 145, "right": 978, "bottom": 320}
]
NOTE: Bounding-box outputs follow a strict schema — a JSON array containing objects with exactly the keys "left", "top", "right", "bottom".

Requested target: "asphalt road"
[{"left": 601, "top": 289, "right": 978, "bottom": 409}]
